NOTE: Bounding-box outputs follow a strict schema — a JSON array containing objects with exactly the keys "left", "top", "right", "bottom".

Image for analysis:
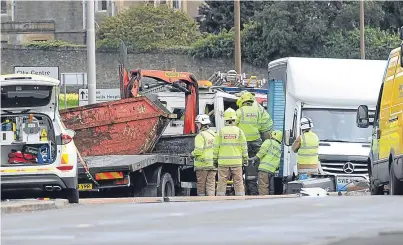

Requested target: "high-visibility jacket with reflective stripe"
[
  {"left": 297, "top": 131, "right": 319, "bottom": 165},
  {"left": 255, "top": 102, "right": 274, "bottom": 133},
  {"left": 213, "top": 126, "right": 248, "bottom": 167},
  {"left": 236, "top": 105, "right": 261, "bottom": 141},
  {"left": 192, "top": 129, "right": 217, "bottom": 170},
  {"left": 256, "top": 139, "right": 282, "bottom": 173}
]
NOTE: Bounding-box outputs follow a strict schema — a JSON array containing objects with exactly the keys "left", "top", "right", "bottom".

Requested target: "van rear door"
[{"left": 1, "top": 75, "right": 60, "bottom": 120}]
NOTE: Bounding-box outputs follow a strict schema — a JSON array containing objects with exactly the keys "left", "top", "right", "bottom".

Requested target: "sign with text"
[
  {"left": 78, "top": 89, "right": 121, "bottom": 106},
  {"left": 14, "top": 66, "right": 59, "bottom": 80}
]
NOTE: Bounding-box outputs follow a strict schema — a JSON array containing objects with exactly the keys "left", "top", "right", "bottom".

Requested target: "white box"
[{"left": 0, "top": 131, "right": 15, "bottom": 145}]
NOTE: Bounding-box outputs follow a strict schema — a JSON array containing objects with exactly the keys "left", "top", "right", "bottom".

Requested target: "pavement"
[
  {"left": 2, "top": 195, "right": 403, "bottom": 245},
  {"left": 1, "top": 199, "right": 69, "bottom": 214}
]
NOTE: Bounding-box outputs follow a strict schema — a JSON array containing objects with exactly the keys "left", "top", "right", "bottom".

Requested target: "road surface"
[{"left": 2, "top": 195, "right": 403, "bottom": 245}]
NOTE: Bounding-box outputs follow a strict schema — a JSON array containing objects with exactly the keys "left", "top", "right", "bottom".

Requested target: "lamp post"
[
  {"left": 360, "top": 0, "right": 365, "bottom": 59},
  {"left": 87, "top": 0, "right": 97, "bottom": 104},
  {"left": 234, "top": 0, "right": 241, "bottom": 73}
]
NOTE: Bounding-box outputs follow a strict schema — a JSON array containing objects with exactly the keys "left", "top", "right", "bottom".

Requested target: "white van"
[
  {"left": 1, "top": 74, "right": 79, "bottom": 203},
  {"left": 267, "top": 57, "right": 387, "bottom": 192},
  {"left": 157, "top": 90, "right": 238, "bottom": 135}
]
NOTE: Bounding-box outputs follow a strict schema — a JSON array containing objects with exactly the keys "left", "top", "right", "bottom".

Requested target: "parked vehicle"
[
  {"left": 356, "top": 27, "right": 403, "bottom": 195},
  {"left": 60, "top": 67, "right": 240, "bottom": 197},
  {"left": 158, "top": 90, "right": 238, "bottom": 136},
  {"left": 0, "top": 74, "right": 79, "bottom": 203},
  {"left": 267, "top": 57, "right": 387, "bottom": 193},
  {"left": 59, "top": 68, "right": 202, "bottom": 197}
]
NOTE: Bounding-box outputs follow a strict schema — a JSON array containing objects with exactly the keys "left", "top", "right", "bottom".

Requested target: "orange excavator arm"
[{"left": 119, "top": 67, "right": 199, "bottom": 134}]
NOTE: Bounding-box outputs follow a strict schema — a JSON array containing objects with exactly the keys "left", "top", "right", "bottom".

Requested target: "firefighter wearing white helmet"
[
  {"left": 292, "top": 117, "right": 320, "bottom": 179},
  {"left": 191, "top": 114, "right": 217, "bottom": 196},
  {"left": 213, "top": 108, "right": 248, "bottom": 196},
  {"left": 249, "top": 130, "right": 283, "bottom": 195}
]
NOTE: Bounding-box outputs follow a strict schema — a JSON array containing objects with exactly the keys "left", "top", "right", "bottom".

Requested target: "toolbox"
[{"left": 285, "top": 177, "right": 336, "bottom": 194}]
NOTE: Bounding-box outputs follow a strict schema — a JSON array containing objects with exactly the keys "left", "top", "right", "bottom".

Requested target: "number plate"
[
  {"left": 336, "top": 176, "right": 365, "bottom": 191},
  {"left": 78, "top": 183, "right": 93, "bottom": 190}
]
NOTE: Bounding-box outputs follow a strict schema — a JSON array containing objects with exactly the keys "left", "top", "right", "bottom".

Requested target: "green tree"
[
  {"left": 242, "top": 1, "right": 330, "bottom": 66},
  {"left": 381, "top": 1, "right": 403, "bottom": 31},
  {"left": 96, "top": 3, "right": 200, "bottom": 51},
  {"left": 197, "top": 0, "right": 268, "bottom": 34},
  {"left": 191, "top": 1, "right": 402, "bottom": 67},
  {"left": 315, "top": 27, "right": 401, "bottom": 60}
]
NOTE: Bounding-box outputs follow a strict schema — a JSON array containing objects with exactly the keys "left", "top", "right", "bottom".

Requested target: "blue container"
[{"left": 2, "top": 122, "right": 12, "bottom": 131}]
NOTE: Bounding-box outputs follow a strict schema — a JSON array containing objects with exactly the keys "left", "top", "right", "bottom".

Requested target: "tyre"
[
  {"left": 370, "top": 174, "right": 384, "bottom": 195},
  {"left": 389, "top": 164, "right": 403, "bottom": 195},
  {"left": 157, "top": 173, "right": 175, "bottom": 197},
  {"left": 65, "top": 188, "right": 79, "bottom": 203}
]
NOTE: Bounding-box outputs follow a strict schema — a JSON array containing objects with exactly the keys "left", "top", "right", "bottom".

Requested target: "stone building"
[{"left": 0, "top": 0, "right": 204, "bottom": 45}]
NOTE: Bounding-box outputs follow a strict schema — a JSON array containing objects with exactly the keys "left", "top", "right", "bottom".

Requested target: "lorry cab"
[
  {"left": 356, "top": 28, "right": 403, "bottom": 195},
  {"left": 1, "top": 74, "right": 79, "bottom": 203},
  {"left": 157, "top": 90, "right": 238, "bottom": 135},
  {"left": 267, "top": 57, "right": 387, "bottom": 193}
]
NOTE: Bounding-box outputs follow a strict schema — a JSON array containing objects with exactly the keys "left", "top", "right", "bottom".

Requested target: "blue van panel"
[
  {"left": 222, "top": 87, "right": 268, "bottom": 94},
  {"left": 268, "top": 80, "right": 286, "bottom": 176}
]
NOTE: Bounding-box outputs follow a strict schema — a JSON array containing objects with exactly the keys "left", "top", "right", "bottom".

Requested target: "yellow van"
[{"left": 356, "top": 27, "right": 403, "bottom": 195}]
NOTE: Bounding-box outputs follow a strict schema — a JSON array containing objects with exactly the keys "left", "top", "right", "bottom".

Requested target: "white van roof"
[
  {"left": 0, "top": 74, "right": 60, "bottom": 86},
  {"left": 268, "top": 57, "right": 387, "bottom": 107}
]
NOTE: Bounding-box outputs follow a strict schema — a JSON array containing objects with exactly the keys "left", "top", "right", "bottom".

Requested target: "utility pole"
[
  {"left": 234, "top": 0, "right": 241, "bottom": 74},
  {"left": 87, "top": 0, "right": 97, "bottom": 104},
  {"left": 360, "top": 0, "right": 365, "bottom": 59}
]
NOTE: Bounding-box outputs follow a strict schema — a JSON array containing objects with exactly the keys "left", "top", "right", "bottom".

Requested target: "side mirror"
[{"left": 356, "top": 105, "right": 369, "bottom": 128}]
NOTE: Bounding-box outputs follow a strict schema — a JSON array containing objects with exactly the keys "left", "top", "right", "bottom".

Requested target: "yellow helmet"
[
  {"left": 237, "top": 91, "right": 255, "bottom": 107},
  {"left": 224, "top": 108, "right": 237, "bottom": 121},
  {"left": 271, "top": 130, "right": 283, "bottom": 142}
]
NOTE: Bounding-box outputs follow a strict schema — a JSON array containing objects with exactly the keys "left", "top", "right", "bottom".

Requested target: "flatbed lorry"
[{"left": 60, "top": 68, "right": 201, "bottom": 197}]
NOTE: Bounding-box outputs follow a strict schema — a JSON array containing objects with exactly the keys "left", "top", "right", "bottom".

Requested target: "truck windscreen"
[{"left": 301, "top": 108, "right": 373, "bottom": 143}]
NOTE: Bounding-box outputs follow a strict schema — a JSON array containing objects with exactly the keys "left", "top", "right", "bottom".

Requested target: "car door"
[
  {"left": 371, "top": 84, "right": 383, "bottom": 180},
  {"left": 377, "top": 55, "right": 399, "bottom": 182},
  {"left": 287, "top": 104, "right": 300, "bottom": 178},
  {"left": 389, "top": 52, "right": 403, "bottom": 178}
]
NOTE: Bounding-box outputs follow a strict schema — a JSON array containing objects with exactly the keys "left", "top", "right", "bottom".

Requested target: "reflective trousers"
[
  {"left": 245, "top": 139, "right": 262, "bottom": 195},
  {"left": 196, "top": 170, "right": 217, "bottom": 196},
  {"left": 258, "top": 171, "right": 275, "bottom": 195},
  {"left": 216, "top": 166, "right": 245, "bottom": 196}
]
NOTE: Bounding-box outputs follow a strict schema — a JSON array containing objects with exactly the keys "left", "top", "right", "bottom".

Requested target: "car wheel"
[
  {"left": 157, "top": 173, "right": 175, "bottom": 198},
  {"left": 389, "top": 163, "right": 403, "bottom": 195},
  {"left": 65, "top": 188, "right": 79, "bottom": 203}
]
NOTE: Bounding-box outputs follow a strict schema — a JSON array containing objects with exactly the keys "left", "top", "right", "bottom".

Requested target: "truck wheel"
[
  {"left": 158, "top": 173, "right": 175, "bottom": 197},
  {"left": 389, "top": 164, "right": 403, "bottom": 195},
  {"left": 370, "top": 175, "right": 383, "bottom": 195},
  {"left": 65, "top": 188, "right": 79, "bottom": 203}
]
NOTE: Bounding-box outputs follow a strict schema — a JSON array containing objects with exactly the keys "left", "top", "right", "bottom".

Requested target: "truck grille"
[{"left": 320, "top": 161, "right": 368, "bottom": 175}]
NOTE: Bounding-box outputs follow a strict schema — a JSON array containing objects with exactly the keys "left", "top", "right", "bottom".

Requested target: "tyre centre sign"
[{"left": 14, "top": 66, "right": 60, "bottom": 80}]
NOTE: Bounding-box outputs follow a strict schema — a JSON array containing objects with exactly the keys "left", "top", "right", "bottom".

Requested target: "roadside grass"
[{"left": 59, "top": 93, "right": 79, "bottom": 110}]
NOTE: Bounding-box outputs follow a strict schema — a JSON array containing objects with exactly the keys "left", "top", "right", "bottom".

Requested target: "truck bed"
[{"left": 78, "top": 154, "right": 193, "bottom": 174}]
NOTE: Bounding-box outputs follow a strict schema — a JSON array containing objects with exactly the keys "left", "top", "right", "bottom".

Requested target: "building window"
[
  {"left": 101, "top": 0, "right": 107, "bottom": 10},
  {"left": 160, "top": 0, "right": 166, "bottom": 4},
  {"left": 1, "top": 0, "right": 7, "bottom": 14},
  {"left": 172, "top": 0, "right": 181, "bottom": 9},
  {"left": 95, "top": 0, "right": 107, "bottom": 12}
]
